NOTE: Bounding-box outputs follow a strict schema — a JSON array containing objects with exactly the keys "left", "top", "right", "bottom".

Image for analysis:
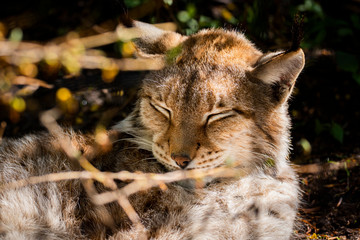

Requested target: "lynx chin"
[{"left": 0, "top": 21, "right": 305, "bottom": 240}]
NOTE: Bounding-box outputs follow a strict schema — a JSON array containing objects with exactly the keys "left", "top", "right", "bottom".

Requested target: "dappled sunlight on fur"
[{"left": 1, "top": 21, "right": 304, "bottom": 239}]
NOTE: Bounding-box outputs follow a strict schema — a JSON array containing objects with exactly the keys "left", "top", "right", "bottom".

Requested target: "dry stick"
[
  {"left": 50, "top": 22, "right": 177, "bottom": 46},
  {"left": 84, "top": 166, "right": 243, "bottom": 206},
  {"left": 92, "top": 167, "right": 242, "bottom": 206},
  {"left": 39, "top": 109, "right": 118, "bottom": 229},
  {"left": 3, "top": 157, "right": 359, "bottom": 199},
  {"left": 0, "top": 22, "right": 175, "bottom": 66},
  {"left": 79, "top": 22, "right": 176, "bottom": 48},
  {"left": 79, "top": 55, "right": 164, "bottom": 71},
  {"left": 294, "top": 157, "right": 360, "bottom": 174},
  {"left": 39, "top": 109, "right": 147, "bottom": 240},
  {"left": 78, "top": 148, "right": 146, "bottom": 238},
  {"left": 0, "top": 41, "right": 165, "bottom": 71},
  {"left": 0, "top": 171, "right": 89, "bottom": 190},
  {"left": 0, "top": 166, "right": 243, "bottom": 238},
  {"left": 0, "top": 166, "right": 241, "bottom": 194},
  {"left": 11, "top": 76, "right": 54, "bottom": 88},
  {"left": 82, "top": 178, "right": 117, "bottom": 229}
]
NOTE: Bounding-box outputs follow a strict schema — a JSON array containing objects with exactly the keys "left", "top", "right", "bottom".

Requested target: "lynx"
[{"left": 0, "top": 21, "right": 305, "bottom": 240}]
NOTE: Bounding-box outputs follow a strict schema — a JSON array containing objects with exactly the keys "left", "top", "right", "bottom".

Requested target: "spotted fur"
[{"left": 0, "top": 22, "right": 304, "bottom": 239}]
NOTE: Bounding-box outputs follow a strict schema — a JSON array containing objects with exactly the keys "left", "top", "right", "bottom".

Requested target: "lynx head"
[{"left": 115, "top": 22, "right": 305, "bottom": 173}]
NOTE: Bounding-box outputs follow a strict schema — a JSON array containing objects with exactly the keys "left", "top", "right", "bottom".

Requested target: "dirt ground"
[{"left": 296, "top": 158, "right": 360, "bottom": 239}]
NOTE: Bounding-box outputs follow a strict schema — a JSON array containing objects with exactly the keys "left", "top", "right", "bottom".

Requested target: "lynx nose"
[{"left": 171, "top": 153, "right": 191, "bottom": 169}]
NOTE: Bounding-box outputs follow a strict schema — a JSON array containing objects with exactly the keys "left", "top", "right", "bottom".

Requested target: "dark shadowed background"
[{"left": 0, "top": 0, "right": 359, "bottom": 238}]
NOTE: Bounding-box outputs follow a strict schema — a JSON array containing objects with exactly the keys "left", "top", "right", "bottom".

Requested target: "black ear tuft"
[
  {"left": 104, "top": 0, "right": 134, "bottom": 27},
  {"left": 287, "top": 13, "right": 304, "bottom": 53}
]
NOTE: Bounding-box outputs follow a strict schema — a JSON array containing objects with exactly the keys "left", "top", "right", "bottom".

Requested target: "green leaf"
[
  {"left": 166, "top": 45, "right": 182, "bottom": 64},
  {"left": 177, "top": 11, "right": 190, "bottom": 23},
  {"left": 315, "top": 119, "right": 324, "bottom": 135},
  {"left": 353, "top": 72, "right": 360, "bottom": 85},
  {"left": 312, "top": 2, "right": 324, "bottom": 17},
  {"left": 124, "top": 0, "right": 143, "bottom": 8},
  {"left": 336, "top": 51, "right": 359, "bottom": 73},
  {"left": 350, "top": 14, "right": 360, "bottom": 30},
  {"left": 297, "top": 0, "right": 324, "bottom": 18},
  {"left": 299, "top": 138, "right": 312, "bottom": 155},
  {"left": 185, "top": 29, "right": 195, "bottom": 35},
  {"left": 186, "top": 3, "right": 197, "bottom": 18},
  {"left": 228, "top": 16, "right": 239, "bottom": 25},
  {"left": 337, "top": 28, "right": 353, "bottom": 37},
  {"left": 199, "top": 16, "right": 220, "bottom": 28},
  {"left": 199, "top": 15, "right": 211, "bottom": 26},
  {"left": 245, "top": 5, "right": 254, "bottom": 23},
  {"left": 344, "top": 162, "right": 350, "bottom": 177},
  {"left": 330, "top": 122, "right": 344, "bottom": 143},
  {"left": 9, "top": 28, "right": 23, "bottom": 42},
  {"left": 314, "top": 29, "right": 327, "bottom": 45},
  {"left": 187, "top": 18, "right": 199, "bottom": 31},
  {"left": 163, "top": 0, "right": 172, "bottom": 6}
]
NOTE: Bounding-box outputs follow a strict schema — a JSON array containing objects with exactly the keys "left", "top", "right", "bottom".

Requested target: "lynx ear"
[
  {"left": 251, "top": 49, "right": 305, "bottom": 104},
  {"left": 133, "top": 21, "right": 187, "bottom": 56}
]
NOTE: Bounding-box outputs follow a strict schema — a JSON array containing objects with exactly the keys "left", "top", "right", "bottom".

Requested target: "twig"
[
  {"left": 0, "top": 22, "right": 176, "bottom": 64},
  {"left": 92, "top": 167, "right": 242, "bottom": 205},
  {"left": 79, "top": 55, "right": 164, "bottom": 71},
  {"left": 39, "top": 109, "right": 147, "bottom": 240},
  {"left": 0, "top": 167, "right": 243, "bottom": 193},
  {"left": 11, "top": 76, "right": 54, "bottom": 88},
  {"left": 0, "top": 171, "right": 90, "bottom": 191},
  {"left": 294, "top": 157, "right": 360, "bottom": 174},
  {"left": 3, "top": 109, "right": 244, "bottom": 240}
]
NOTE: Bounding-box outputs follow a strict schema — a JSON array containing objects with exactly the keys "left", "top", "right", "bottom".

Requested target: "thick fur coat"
[{"left": 0, "top": 22, "right": 304, "bottom": 239}]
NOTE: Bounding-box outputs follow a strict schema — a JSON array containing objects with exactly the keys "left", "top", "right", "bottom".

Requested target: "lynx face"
[
  {"left": 140, "top": 65, "right": 257, "bottom": 171},
  {"left": 116, "top": 24, "right": 305, "bottom": 172}
]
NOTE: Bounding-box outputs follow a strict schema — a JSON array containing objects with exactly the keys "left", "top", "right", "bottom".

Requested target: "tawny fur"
[{"left": 0, "top": 22, "right": 304, "bottom": 240}]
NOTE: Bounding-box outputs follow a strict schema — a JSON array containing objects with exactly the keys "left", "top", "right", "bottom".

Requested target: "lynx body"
[{"left": 0, "top": 22, "right": 304, "bottom": 239}]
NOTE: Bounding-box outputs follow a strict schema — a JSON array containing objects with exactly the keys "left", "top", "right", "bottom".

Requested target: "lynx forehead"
[
  {"left": 173, "top": 29, "right": 262, "bottom": 66},
  {"left": 143, "top": 30, "right": 261, "bottom": 111}
]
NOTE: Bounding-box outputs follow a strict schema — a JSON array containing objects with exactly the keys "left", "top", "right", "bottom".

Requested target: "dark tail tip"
[{"left": 287, "top": 13, "right": 304, "bottom": 52}]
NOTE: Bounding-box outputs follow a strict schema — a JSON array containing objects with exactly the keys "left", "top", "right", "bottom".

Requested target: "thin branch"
[
  {"left": 79, "top": 55, "right": 164, "bottom": 71},
  {"left": 0, "top": 171, "right": 90, "bottom": 191},
  {"left": 39, "top": 109, "right": 147, "bottom": 239},
  {"left": 11, "top": 76, "right": 54, "bottom": 88},
  {"left": 0, "top": 166, "right": 243, "bottom": 193},
  {"left": 92, "top": 167, "right": 243, "bottom": 205},
  {"left": 0, "top": 22, "right": 175, "bottom": 65},
  {"left": 294, "top": 157, "right": 360, "bottom": 174}
]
